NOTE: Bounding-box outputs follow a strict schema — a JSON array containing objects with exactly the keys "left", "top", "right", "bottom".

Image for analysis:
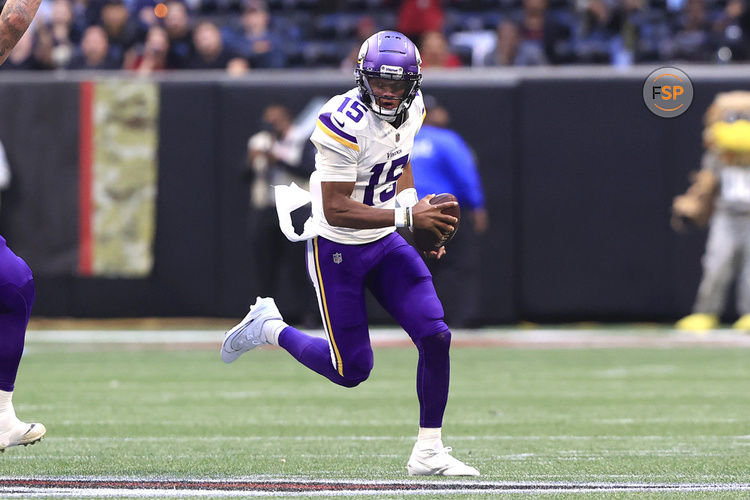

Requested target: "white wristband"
[
  {"left": 396, "top": 188, "right": 419, "bottom": 208},
  {"left": 394, "top": 207, "right": 407, "bottom": 228}
]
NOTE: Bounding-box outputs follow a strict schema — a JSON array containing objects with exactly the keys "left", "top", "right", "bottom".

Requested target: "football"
[{"left": 413, "top": 193, "right": 460, "bottom": 252}]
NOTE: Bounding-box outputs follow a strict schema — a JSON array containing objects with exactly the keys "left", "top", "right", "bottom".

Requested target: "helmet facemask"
[{"left": 359, "top": 73, "right": 421, "bottom": 120}]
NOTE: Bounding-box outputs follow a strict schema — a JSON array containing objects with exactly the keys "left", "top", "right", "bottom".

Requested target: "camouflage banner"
[{"left": 79, "top": 81, "right": 159, "bottom": 277}]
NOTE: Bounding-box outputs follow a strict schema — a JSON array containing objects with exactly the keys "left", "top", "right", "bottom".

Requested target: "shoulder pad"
[
  {"left": 316, "top": 111, "right": 361, "bottom": 151},
  {"left": 316, "top": 95, "right": 370, "bottom": 151}
]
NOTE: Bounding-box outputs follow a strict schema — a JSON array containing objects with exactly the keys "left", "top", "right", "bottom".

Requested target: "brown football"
[{"left": 413, "top": 193, "right": 460, "bottom": 252}]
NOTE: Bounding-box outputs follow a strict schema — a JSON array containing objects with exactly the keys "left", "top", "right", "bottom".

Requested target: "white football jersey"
[{"left": 309, "top": 88, "right": 425, "bottom": 244}]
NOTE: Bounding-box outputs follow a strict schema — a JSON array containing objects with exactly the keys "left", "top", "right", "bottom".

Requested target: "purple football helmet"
[{"left": 355, "top": 31, "right": 422, "bottom": 119}]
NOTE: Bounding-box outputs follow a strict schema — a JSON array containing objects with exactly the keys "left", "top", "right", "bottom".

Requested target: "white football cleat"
[
  {"left": 406, "top": 441, "right": 480, "bottom": 476},
  {"left": 0, "top": 420, "right": 46, "bottom": 452},
  {"left": 221, "top": 297, "right": 282, "bottom": 364}
]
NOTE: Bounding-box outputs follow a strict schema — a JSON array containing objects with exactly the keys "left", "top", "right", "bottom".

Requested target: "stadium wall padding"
[{"left": 1, "top": 74, "right": 748, "bottom": 323}]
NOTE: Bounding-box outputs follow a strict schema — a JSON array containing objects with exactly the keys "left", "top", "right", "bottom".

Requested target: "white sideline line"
[
  {"left": 2, "top": 481, "right": 750, "bottom": 498},
  {"left": 4, "top": 477, "right": 750, "bottom": 486},
  {"left": 31, "top": 434, "right": 750, "bottom": 442},
  {"left": 24, "top": 329, "right": 750, "bottom": 347},
  {"left": 1, "top": 487, "right": 749, "bottom": 497}
]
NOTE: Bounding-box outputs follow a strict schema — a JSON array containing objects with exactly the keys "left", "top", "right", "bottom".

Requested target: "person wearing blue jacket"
[{"left": 410, "top": 96, "right": 488, "bottom": 327}]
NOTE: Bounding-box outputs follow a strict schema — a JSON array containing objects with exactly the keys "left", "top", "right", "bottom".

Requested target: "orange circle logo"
[{"left": 643, "top": 67, "right": 693, "bottom": 118}]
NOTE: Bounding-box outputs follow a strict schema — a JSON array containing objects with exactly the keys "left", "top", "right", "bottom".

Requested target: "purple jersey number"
[
  {"left": 363, "top": 154, "right": 409, "bottom": 206},
  {"left": 337, "top": 97, "right": 367, "bottom": 123}
]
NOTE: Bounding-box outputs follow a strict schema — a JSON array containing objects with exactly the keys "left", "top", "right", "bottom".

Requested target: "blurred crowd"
[{"left": 1, "top": 0, "right": 749, "bottom": 72}]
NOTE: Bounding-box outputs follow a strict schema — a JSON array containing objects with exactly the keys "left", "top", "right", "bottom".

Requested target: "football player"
[
  {"left": 0, "top": 0, "right": 47, "bottom": 451},
  {"left": 222, "top": 30, "right": 479, "bottom": 476}
]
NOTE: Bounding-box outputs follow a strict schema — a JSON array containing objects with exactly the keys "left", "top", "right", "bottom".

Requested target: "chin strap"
[
  {"left": 378, "top": 111, "right": 398, "bottom": 122},
  {"left": 378, "top": 110, "right": 408, "bottom": 128},
  {"left": 358, "top": 89, "right": 409, "bottom": 125}
]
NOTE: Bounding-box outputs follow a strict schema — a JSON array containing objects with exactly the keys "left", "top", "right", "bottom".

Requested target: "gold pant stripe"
[{"left": 313, "top": 237, "right": 344, "bottom": 376}]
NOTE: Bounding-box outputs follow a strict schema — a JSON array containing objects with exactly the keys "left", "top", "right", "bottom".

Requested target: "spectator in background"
[
  {"left": 576, "top": 0, "right": 619, "bottom": 63},
  {"left": 410, "top": 96, "right": 487, "bottom": 328},
  {"left": 68, "top": 25, "right": 122, "bottom": 68},
  {"left": 340, "top": 15, "right": 375, "bottom": 70},
  {"left": 712, "top": 0, "right": 750, "bottom": 61},
  {"left": 606, "top": 0, "right": 661, "bottom": 65},
  {"left": 187, "top": 20, "right": 236, "bottom": 69},
  {"left": 245, "top": 103, "right": 318, "bottom": 326},
  {"left": 484, "top": 19, "right": 548, "bottom": 66},
  {"left": 46, "top": 0, "right": 82, "bottom": 68},
  {"left": 99, "top": 0, "right": 144, "bottom": 64},
  {"left": 517, "top": 0, "right": 574, "bottom": 64},
  {"left": 222, "top": 0, "right": 285, "bottom": 68},
  {"left": 397, "top": 0, "right": 444, "bottom": 40},
  {"left": 164, "top": 0, "right": 194, "bottom": 68},
  {"left": 0, "top": 0, "right": 739, "bottom": 72},
  {"left": 132, "top": 0, "right": 158, "bottom": 29},
  {"left": 124, "top": 24, "right": 169, "bottom": 73},
  {"left": 31, "top": 22, "right": 56, "bottom": 69},
  {"left": 662, "top": 0, "right": 713, "bottom": 61},
  {"left": 83, "top": 0, "right": 108, "bottom": 29},
  {"left": 419, "top": 31, "right": 462, "bottom": 68},
  {"left": 226, "top": 54, "right": 249, "bottom": 75}
]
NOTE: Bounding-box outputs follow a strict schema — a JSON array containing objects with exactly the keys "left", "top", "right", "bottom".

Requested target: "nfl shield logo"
[
  {"left": 333, "top": 252, "right": 343, "bottom": 264},
  {"left": 395, "top": 132, "right": 400, "bottom": 142}
]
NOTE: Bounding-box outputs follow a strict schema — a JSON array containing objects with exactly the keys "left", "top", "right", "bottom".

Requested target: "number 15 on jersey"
[{"left": 363, "top": 154, "right": 409, "bottom": 206}]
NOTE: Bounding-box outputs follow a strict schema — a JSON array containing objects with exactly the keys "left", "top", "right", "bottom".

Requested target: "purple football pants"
[
  {"left": 0, "top": 236, "right": 35, "bottom": 392},
  {"left": 278, "top": 232, "right": 451, "bottom": 428}
]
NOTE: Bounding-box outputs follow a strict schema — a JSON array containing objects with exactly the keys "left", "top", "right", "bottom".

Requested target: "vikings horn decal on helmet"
[{"left": 355, "top": 30, "right": 422, "bottom": 120}]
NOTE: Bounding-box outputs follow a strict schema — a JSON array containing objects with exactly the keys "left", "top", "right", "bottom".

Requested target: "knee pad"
[
  {"left": 409, "top": 317, "right": 450, "bottom": 343},
  {"left": 0, "top": 279, "right": 35, "bottom": 319},
  {"left": 415, "top": 329, "right": 451, "bottom": 353},
  {"left": 339, "top": 347, "right": 373, "bottom": 388}
]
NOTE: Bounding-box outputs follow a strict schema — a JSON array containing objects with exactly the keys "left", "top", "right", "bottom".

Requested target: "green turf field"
[{"left": 3, "top": 335, "right": 750, "bottom": 497}]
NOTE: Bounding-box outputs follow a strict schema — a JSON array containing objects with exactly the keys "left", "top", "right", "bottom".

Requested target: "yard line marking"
[
  {"left": 28, "top": 434, "right": 750, "bottom": 442},
  {"left": 24, "top": 329, "right": 750, "bottom": 349},
  {"left": 1, "top": 479, "right": 750, "bottom": 497}
]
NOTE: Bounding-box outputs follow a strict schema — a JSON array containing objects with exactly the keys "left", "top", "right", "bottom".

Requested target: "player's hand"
[
  {"left": 423, "top": 246, "right": 447, "bottom": 260},
  {"left": 412, "top": 195, "right": 457, "bottom": 239}
]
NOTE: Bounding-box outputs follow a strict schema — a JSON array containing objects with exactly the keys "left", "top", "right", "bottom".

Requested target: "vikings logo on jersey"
[{"left": 309, "top": 88, "right": 426, "bottom": 245}]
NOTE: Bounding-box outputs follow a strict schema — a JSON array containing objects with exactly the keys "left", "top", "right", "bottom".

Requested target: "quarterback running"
[{"left": 222, "top": 30, "right": 478, "bottom": 476}]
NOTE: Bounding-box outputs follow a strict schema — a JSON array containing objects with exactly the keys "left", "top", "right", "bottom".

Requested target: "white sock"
[
  {"left": 417, "top": 427, "right": 442, "bottom": 449},
  {"left": 263, "top": 319, "right": 288, "bottom": 346},
  {"left": 0, "top": 390, "right": 19, "bottom": 428},
  {"left": 0, "top": 390, "right": 12, "bottom": 413}
]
